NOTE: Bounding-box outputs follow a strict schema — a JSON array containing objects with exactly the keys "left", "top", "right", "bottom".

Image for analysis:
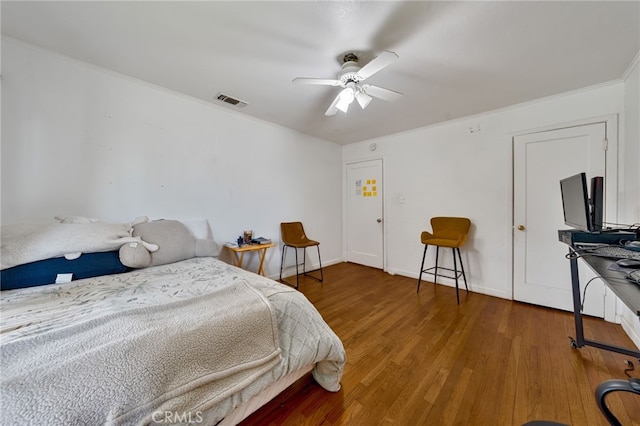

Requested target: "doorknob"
[
  {"left": 517, "top": 225, "right": 525, "bottom": 231},
  {"left": 377, "top": 218, "right": 382, "bottom": 223}
]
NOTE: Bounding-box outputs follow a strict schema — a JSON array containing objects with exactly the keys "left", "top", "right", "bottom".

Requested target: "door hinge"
[{"left": 603, "top": 138, "right": 609, "bottom": 151}]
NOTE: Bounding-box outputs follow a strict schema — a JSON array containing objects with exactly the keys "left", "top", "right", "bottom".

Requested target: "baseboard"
[
  {"left": 267, "top": 257, "right": 344, "bottom": 282},
  {"left": 387, "top": 267, "right": 508, "bottom": 300}
]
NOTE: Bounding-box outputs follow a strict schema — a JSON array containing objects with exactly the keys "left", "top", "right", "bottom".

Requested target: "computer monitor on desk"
[
  {"left": 560, "top": 172, "right": 603, "bottom": 233},
  {"left": 558, "top": 172, "right": 639, "bottom": 246}
]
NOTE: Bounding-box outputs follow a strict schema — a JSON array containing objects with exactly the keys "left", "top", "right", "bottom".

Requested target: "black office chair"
[
  {"left": 523, "top": 378, "right": 640, "bottom": 425},
  {"left": 595, "top": 378, "right": 640, "bottom": 426}
]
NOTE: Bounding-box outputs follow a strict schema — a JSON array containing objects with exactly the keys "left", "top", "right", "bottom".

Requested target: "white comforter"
[{"left": 0, "top": 257, "right": 345, "bottom": 425}]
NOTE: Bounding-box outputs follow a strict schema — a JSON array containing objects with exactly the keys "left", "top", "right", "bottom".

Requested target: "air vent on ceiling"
[{"left": 215, "top": 93, "right": 248, "bottom": 108}]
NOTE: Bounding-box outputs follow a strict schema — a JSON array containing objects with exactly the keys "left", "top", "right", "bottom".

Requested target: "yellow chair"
[
  {"left": 417, "top": 217, "right": 471, "bottom": 304},
  {"left": 279, "top": 222, "right": 323, "bottom": 289}
]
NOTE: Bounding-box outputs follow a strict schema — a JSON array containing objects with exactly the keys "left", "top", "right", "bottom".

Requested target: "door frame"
[
  {"left": 508, "top": 114, "right": 619, "bottom": 321},
  {"left": 343, "top": 157, "right": 386, "bottom": 271}
]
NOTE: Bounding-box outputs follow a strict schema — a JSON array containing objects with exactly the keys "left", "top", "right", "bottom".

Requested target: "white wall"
[
  {"left": 0, "top": 38, "right": 343, "bottom": 278},
  {"left": 619, "top": 55, "right": 640, "bottom": 348},
  {"left": 620, "top": 55, "right": 640, "bottom": 226},
  {"left": 344, "top": 81, "right": 627, "bottom": 300}
]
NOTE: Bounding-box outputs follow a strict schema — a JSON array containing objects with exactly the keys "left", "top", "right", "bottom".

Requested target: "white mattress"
[{"left": 0, "top": 257, "right": 345, "bottom": 425}]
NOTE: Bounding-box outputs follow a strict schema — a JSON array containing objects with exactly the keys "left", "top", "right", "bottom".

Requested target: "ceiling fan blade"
[
  {"left": 356, "top": 51, "right": 399, "bottom": 80},
  {"left": 293, "top": 77, "right": 342, "bottom": 86},
  {"left": 361, "top": 84, "right": 403, "bottom": 102},
  {"left": 325, "top": 92, "right": 341, "bottom": 116}
]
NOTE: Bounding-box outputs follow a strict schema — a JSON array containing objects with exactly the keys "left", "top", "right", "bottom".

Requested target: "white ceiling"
[{"left": 2, "top": 1, "right": 639, "bottom": 145}]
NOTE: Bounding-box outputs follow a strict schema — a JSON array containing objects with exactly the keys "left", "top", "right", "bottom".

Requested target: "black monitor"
[
  {"left": 559, "top": 172, "right": 604, "bottom": 233},
  {"left": 590, "top": 175, "right": 604, "bottom": 232}
]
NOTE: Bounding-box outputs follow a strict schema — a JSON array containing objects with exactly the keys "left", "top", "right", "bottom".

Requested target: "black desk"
[{"left": 559, "top": 230, "right": 640, "bottom": 359}]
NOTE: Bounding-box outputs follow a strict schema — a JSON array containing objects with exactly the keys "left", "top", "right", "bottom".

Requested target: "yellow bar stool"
[{"left": 417, "top": 217, "right": 471, "bottom": 304}]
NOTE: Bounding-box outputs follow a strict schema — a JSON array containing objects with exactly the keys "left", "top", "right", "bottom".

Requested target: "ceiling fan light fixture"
[
  {"left": 341, "top": 86, "right": 355, "bottom": 103},
  {"left": 336, "top": 86, "right": 355, "bottom": 113},
  {"left": 355, "top": 91, "right": 372, "bottom": 109},
  {"left": 336, "top": 97, "right": 351, "bottom": 113}
]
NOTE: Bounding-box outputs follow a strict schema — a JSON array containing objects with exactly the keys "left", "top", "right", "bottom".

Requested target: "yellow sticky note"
[
  {"left": 373, "top": 192, "right": 377, "bottom": 197},
  {"left": 372, "top": 186, "right": 377, "bottom": 191},
  {"left": 366, "top": 179, "right": 371, "bottom": 184},
  {"left": 372, "top": 179, "right": 376, "bottom": 184}
]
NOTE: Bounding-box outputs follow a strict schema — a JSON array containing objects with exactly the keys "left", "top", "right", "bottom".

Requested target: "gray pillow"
[
  {"left": 119, "top": 242, "right": 152, "bottom": 268},
  {"left": 132, "top": 220, "right": 197, "bottom": 266}
]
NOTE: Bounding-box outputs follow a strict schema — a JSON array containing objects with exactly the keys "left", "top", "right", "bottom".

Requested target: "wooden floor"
[{"left": 241, "top": 262, "right": 640, "bottom": 426}]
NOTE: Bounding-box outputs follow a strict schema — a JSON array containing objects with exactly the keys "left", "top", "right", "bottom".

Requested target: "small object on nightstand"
[{"left": 250, "top": 237, "right": 272, "bottom": 245}]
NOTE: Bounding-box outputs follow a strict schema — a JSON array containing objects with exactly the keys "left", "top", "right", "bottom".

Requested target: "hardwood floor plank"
[{"left": 241, "top": 262, "right": 640, "bottom": 425}]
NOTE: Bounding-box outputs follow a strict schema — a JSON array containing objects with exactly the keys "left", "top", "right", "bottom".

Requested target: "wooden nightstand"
[{"left": 226, "top": 243, "right": 276, "bottom": 276}]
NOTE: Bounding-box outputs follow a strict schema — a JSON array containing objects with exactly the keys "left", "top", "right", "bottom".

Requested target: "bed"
[{"left": 0, "top": 256, "right": 346, "bottom": 425}]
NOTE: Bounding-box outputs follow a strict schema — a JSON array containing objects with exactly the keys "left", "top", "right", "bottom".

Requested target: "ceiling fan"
[{"left": 293, "top": 51, "right": 403, "bottom": 116}]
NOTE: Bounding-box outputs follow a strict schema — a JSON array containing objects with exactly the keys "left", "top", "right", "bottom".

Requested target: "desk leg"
[
  {"left": 569, "top": 253, "right": 586, "bottom": 348},
  {"left": 257, "top": 248, "right": 267, "bottom": 276},
  {"left": 568, "top": 249, "right": 640, "bottom": 358}
]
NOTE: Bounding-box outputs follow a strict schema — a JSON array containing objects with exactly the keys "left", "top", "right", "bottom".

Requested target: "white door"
[
  {"left": 346, "top": 159, "right": 384, "bottom": 268},
  {"left": 513, "top": 123, "right": 607, "bottom": 315}
]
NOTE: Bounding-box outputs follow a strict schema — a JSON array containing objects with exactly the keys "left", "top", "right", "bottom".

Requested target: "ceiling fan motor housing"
[
  {"left": 337, "top": 52, "right": 362, "bottom": 84},
  {"left": 343, "top": 52, "right": 358, "bottom": 63}
]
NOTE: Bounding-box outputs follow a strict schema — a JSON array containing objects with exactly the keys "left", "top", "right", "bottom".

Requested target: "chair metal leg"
[
  {"left": 452, "top": 247, "right": 460, "bottom": 305},
  {"left": 300, "top": 246, "right": 323, "bottom": 282},
  {"left": 417, "top": 244, "right": 468, "bottom": 303},
  {"left": 302, "top": 245, "right": 323, "bottom": 282},
  {"left": 280, "top": 245, "right": 287, "bottom": 281},
  {"left": 433, "top": 246, "right": 440, "bottom": 284},
  {"left": 315, "top": 245, "right": 324, "bottom": 282},
  {"left": 302, "top": 247, "right": 306, "bottom": 275},
  {"left": 456, "top": 248, "right": 469, "bottom": 292},
  {"left": 417, "top": 244, "right": 428, "bottom": 292},
  {"left": 280, "top": 245, "right": 301, "bottom": 289},
  {"left": 281, "top": 244, "right": 323, "bottom": 288},
  {"left": 294, "top": 247, "right": 300, "bottom": 289}
]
